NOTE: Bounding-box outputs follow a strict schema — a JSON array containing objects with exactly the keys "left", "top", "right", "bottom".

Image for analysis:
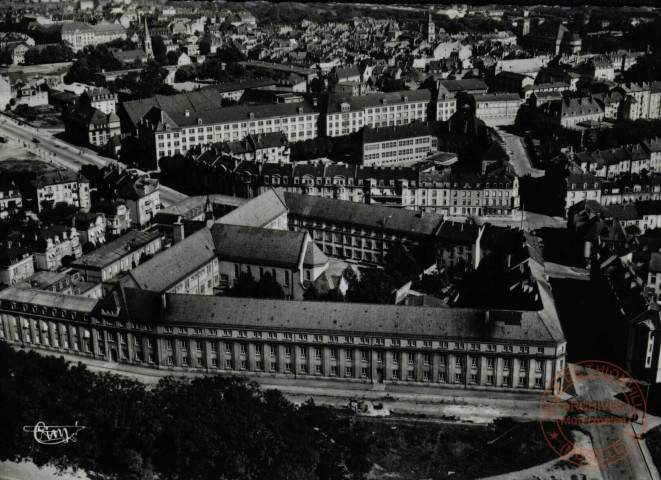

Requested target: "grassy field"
[{"left": 363, "top": 417, "right": 560, "bottom": 480}]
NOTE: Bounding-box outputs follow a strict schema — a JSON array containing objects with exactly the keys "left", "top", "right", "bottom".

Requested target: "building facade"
[
  {"left": 357, "top": 123, "right": 437, "bottom": 167},
  {"left": 324, "top": 90, "right": 431, "bottom": 137},
  {"left": 0, "top": 286, "right": 567, "bottom": 393}
]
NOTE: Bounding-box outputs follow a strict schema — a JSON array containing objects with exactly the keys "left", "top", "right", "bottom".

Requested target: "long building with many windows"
[
  {"left": 356, "top": 122, "right": 437, "bottom": 167},
  {"left": 185, "top": 153, "right": 520, "bottom": 217},
  {"left": 121, "top": 91, "right": 320, "bottom": 166},
  {"left": 0, "top": 283, "right": 566, "bottom": 393},
  {"left": 323, "top": 90, "right": 431, "bottom": 137}
]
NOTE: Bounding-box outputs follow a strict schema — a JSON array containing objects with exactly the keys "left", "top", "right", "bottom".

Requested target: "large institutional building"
[{"left": 0, "top": 283, "right": 566, "bottom": 393}]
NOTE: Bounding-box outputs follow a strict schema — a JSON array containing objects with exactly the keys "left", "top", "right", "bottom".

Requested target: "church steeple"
[
  {"left": 426, "top": 8, "right": 435, "bottom": 44},
  {"left": 144, "top": 17, "right": 153, "bottom": 59}
]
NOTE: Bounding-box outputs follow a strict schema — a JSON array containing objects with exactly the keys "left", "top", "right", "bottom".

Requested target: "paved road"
[
  {"left": 0, "top": 62, "right": 72, "bottom": 75},
  {"left": 0, "top": 117, "right": 186, "bottom": 207},
  {"left": 495, "top": 126, "right": 544, "bottom": 179},
  {"left": 567, "top": 364, "right": 660, "bottom": 480}
]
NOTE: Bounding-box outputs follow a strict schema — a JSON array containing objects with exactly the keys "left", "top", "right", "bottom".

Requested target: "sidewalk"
[{"left": 16, "top": 346, "right": 547, "bottom": 422}]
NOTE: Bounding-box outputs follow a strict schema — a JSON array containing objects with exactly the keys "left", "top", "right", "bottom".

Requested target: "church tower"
[
  {"left": 426, "top": 9, "right": 435, "bottom": 44},
  {"left": 143, "top": 17, "right": 153, "bottom": 59}
]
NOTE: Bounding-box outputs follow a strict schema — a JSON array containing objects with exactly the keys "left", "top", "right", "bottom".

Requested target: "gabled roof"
[
  {"left": 122, "top": 228, "right": 216, "bottom": 293},
  {"left": 210, "top": 223, "right": 310, "bottom": 269},
  {"left": 284, "top": 191, "right": 444, "bottom": 238},
  {"left": 218, "top": 188, "right": 287, "bottom": 229}
]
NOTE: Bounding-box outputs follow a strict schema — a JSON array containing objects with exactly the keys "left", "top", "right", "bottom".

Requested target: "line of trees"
[{"left": 0, "top": 341, "right": 372, "bottom": 480}]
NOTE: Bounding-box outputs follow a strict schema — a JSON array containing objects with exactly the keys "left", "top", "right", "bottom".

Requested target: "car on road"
[{"left": 32, "top": 138, "right": 40, "bottom": 144}]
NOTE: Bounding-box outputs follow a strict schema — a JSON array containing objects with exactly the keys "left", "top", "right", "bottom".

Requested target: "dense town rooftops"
[
  {"left": 71, "top": 230, "right": 162, "bottom": 270},
  {"left": 101, "top": 169, "right": 159, "bottom": 200},
  {"left": 436, "top": 78, "right": 489, "bottom": 93}
]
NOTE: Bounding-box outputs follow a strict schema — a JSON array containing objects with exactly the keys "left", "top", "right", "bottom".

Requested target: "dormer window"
[
  {"left": 249, "top": 113, "right": 255, "bottom": 119},
  {"left": 197, "top": 118, "right": 203, "bottom": 125},
  {"left": 340, "top": 102, "right": 350, "bottom": 112}
]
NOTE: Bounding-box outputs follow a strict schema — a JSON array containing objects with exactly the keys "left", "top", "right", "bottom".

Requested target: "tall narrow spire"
[{"left": 144, "top": 16, "right": 153, "bottom": 59}]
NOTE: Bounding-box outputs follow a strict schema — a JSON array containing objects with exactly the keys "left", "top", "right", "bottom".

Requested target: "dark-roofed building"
[
  {"left": 99, "top": 167, "right": 160, "bottom": 229},
  {"left": 70, "top": 230, "right": 163, "bottom": 282},
  {"left": 540, "top": 97, "right": 604, "bottom": 127},
  {"left": 121, "top": 228, "right": 219, "bottom": 296},
  {"left": 0, "top": 246, "right": 34, "bottom": 286},
  {"left": 522, "top": 21, "right": 582, "bottom": 55},
  {"left": 132, "top": 92, "right": 319, "bottom": 164},
  {"left": 356, "top": 122, "right": 437, "bottom": 167},
  {"left": 210, "top": 223, "right": 329, "bottom": 299},
  {"left": 64, "top": 105, "right": 121, "bottom": 152},
  {"left": 283, "top": 191, "right": 485, "bottom": 267},
  {"left": 0, "top": 283, "right": 567, "bottom": 392}
]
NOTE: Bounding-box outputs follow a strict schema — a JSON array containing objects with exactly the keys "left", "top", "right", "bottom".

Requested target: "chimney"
[{"left": 161, "top": 293, "right": 167, "bottom": 310}]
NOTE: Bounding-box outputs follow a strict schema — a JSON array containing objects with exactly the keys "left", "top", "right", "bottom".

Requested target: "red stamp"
[{"left": 539, "top": 360, "right": 647, "bottom": 468}]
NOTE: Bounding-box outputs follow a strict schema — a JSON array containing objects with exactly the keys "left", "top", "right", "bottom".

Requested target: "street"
[
  {"left": 495, "top": 125, "right": 545, "bottom": 179},
  {"left": 566, "top": 363, "right": 661, "bottom": 480},
  {"left": 0, "top": 116, "right": 187, "bottom": 207}
]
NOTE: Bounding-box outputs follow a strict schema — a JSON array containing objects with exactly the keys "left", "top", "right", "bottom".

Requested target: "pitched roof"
[
  {"left": 71, "top": 230, "right": 162, "bottom": 270},
  {"left": 0, "top": 286, "right": 98, "bottom": 313},
  {"left": 284, "top": 192, "right": 444, "bottom": 238},
  {"left": 122, "top": 228, "right": 216, "bottom": 292},
  {"left": 116, "top": 288, "right": 565, "bottom": 344},
  {"left": 210, "top": 223, "right": 309, "bottom": 269},
  {"left": 218, "top": 188, "right": 288, "bottom": 228}
]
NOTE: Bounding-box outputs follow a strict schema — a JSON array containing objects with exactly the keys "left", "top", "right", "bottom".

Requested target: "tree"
[
  {"left": 174, "top": 64, "right": 197, "bottom": 83},
  {"left": 256, "top": 272, "right": 286, "bottom": 299},
  {"left": 199, "top": 38, "right": 211, "bottom": 56},
  {"left": 39, "top": 201, "right": 78, "bottom": 225},
  {"left": 384, "top": 243, "right": 421, "bottom": 284},
  {"left": 413, "top": 271, "right": 447, "bottom": 297},
  {"left": 346, "top": 268, "right": 397, "bottom": 304},
  {"left": 151, "top": 35, "right": 167, "bottom": 65},
  {"left": 132, "top": 61, "right": 175, "bottom": 99}
]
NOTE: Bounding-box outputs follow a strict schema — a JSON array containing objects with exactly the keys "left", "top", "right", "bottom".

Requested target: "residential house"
[{"left": 70, "top": 230, "right": 163, "bottom": 282}]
